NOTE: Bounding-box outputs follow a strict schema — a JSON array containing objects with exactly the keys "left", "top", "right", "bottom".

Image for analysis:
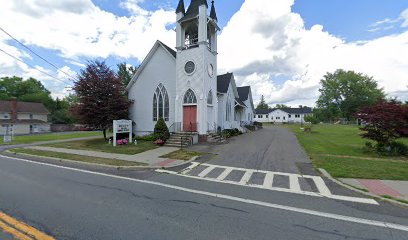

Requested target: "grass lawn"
[
  {"left": 284, "top": 124, "right": 408, "bottom": 180},
  {"left": 10, "top": 148, "right": 147, "bottom": 166},
  {"left": 1, "top": 131, "right": 102, "bottom": 145},
  {"left": 160, "top": 149, "right": 201, "bottom": 161},
  {"left": 45, "top": 138, "right": 158, "bottom": 155}
]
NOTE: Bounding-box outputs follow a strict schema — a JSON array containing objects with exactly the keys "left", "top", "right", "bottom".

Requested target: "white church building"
[{"left": 127, "top": 0, "right": 255, "bottom": 141}]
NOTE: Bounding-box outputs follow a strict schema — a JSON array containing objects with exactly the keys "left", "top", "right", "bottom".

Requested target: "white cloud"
[
  {"left": 0, "top": 0, "right": 175, "bottom": 60},
  {"left": 401, "top": 8, "right": 408, "bottom": 27},
  {"left": 218, "top": 0, "right": 408, "bottom": 106}
]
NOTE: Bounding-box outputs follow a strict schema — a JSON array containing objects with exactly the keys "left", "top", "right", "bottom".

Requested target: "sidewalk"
[
  {"left": 340, "top": 178, "right": 408, "bottom": 201},
  {"left": 27, "top": 145, "right": 186, "bottom": 167}
]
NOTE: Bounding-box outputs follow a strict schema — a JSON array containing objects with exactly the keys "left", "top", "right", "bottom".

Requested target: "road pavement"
[{"left": 1, "top": 155, "right": 408, "bottom": 240}]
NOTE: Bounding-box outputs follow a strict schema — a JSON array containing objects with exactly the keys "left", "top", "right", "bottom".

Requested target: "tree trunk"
[{"left": 103, "top": 129, "right": 107, "bottom": 140}]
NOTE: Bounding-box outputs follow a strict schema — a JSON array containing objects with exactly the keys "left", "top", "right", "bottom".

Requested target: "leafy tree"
[
  {"left": 316, "top": 69, "right": 385, "bottom": 121},
  {"left": 117, "top": 62, "right": 138, "bottom": 87},
  {"left": 275, "top": 104, "right": 289, "bottom": 109},
  {"left": 51, "top": 95, "right": 79, "bottom": 124},
  {"left": 72, "top": 61, "right": 131, "bottom": 139},
  {"left": 256, "top": 95, "right": 270, "bottom": 110},
  {"left": 0, "top": 76, "right": 55, "bottom": 110},
  {"left": 154, "top": 118, "right": 170, "bottom": 141},
  {"left": 304, "top": 115, "right": 319, "bottom": 124},
  {"left": 358, "top": 100, "right": 408, "bottom": 149}
]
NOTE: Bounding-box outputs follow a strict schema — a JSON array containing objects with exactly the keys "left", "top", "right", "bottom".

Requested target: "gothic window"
[
  {"left": 183, "top": 89, "right": 197, "bottom": 104},
  {"left": 153, "top": 84, "right": 169, "bottom": 121},
  {"left": 207, "top": 90, "right": 213, "bottom": 105},
  {"left": 225, "top": 98, "right": 231, "bottom": 121}
]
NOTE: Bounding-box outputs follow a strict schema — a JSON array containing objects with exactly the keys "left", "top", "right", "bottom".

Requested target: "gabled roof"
[
  {"left": 176, "top": 0, "right": 185, "bottom": 14},
  {"left": 237, "top": 86, "right": 250, "bottom": 101},
  {"left": 126, "top": 40, "right": 176, "bottom": 90},
  {"left": 235, "top": 98, "right": 246, "bottom": 107},
  {"left": 255, "top": 109, "right": 273, "bottom": 115},
  {"left": 178, "top": 0, "right": 208, "bottom": 22},
  {"left": 0, "top": 100, "right": 50, "bottom": 114},
  {"left": 0, "top": 119, "right": 48, "bottom": 124},
  {"left": 217, "top": 73, "right": 233, "bottom": 93},
  {"left": 255, "top": 107, "right": 313, "bottom": 115},
  {"left": 281, "top": 107, "right": 313, "bottom": 114}
]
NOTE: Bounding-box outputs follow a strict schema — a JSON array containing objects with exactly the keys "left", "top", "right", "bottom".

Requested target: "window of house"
[
  {"left": 207, "top": 90, "right": 213, "bottom": 105},
  {"left": 288, "top": 114, "right": 291, "bottom": 118},
  {"left": 153, "top": 84, "right": 169, "bottom": 121},
  {"left": 4, "top": 115, "right": 8, "bottom": 119},
  {"left": 184, "top": 89, "right": 197, "bottom": 104},
  {"left": 295, "top": 114, "right": 300, "bottom": 118},
  {"left": 225, "top": 98, "right": 231, "bottom": 121},
  {"left": 30, "top": 114, "right": 33, "bottom": 119}
]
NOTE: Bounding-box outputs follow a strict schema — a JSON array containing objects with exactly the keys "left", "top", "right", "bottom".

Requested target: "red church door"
[{"left": 183, "top": 106, "right": 197, "bottom": 132}]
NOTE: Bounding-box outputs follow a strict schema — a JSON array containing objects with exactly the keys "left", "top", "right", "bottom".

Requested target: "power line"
[
  {"left": 0, "top": 47, "right": 73, "bottom": 86},
  {"left": 0, "top": 26, "right": 79, "bottom": 82}
]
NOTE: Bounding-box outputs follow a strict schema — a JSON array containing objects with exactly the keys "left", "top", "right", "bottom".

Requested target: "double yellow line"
[{"left": 0, "top": 212, "right": 55, "bottom": 240}]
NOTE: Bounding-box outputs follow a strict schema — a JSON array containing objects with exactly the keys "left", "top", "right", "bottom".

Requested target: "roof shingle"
[
  {"left": 217, "top": 73, "right": 233, "bottom": 93},
  {"left": 0, "top": 100, "right": 50, "bottom": 114}
]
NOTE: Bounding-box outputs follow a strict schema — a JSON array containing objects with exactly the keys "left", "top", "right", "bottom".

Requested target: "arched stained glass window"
[
  {"left": 153, "top": 84, "right": 169, "bottom": 121},
  {"left": 207, "top": 90, "right": 213, "bottom": 105},
  {"left": 183, "top": 89, "right": 197, "bottom": 104}
]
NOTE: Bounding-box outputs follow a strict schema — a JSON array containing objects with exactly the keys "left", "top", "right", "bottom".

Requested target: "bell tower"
[{"left": 175, "top": 0, "right": 219, "bottom": 137}]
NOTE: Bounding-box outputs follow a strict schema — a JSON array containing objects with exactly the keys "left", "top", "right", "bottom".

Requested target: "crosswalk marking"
[
  {"left": 311, "top": 176, "right": 332, "bottom": 196},
  {"left": 198, "top": 165, "right": 216, "bottom": 178},
  {"left": 157, "top": 162, "right": 378, "bottom": 205},
  {"left": 239, "top": 170, "right": 254, "bottom": 184},
  {"left": 289, "top": 175, "right": 301, "bottom": 192},
  {"left": 263, "top": 173, "right": 274, "bottom": 187},
  {"left": 216, "top": 168, "right": 233, "bottom": 181}
]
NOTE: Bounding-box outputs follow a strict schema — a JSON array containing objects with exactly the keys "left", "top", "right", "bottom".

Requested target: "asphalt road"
[
  {"left": 1, "top": 155, "right": 408, "bottom": 240},
  {"left": 189, "top": 126, "right": 315, "bottom": 175}
]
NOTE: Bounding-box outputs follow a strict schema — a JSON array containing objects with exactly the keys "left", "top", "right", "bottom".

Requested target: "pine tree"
[{"left": 256, "top": 95, "right": 270, "bottom": 110}]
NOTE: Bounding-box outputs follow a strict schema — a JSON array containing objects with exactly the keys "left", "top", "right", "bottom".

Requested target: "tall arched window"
[
  {"left": 207, "top": 90, "right": 213, "bottom": 105},
  {"left": 183, "top": 89, "right": 197, "bottom": 104},
  {"left": 153, "top": 84, "right": 169, "bottom": 121},
  {"left": 225, "top": 97, "right": 231, "bottom": 121}
]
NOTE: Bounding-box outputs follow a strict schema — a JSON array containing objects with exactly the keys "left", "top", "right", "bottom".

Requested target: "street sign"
[{"left": 113, "top": 120, "right": 132, "bottom": 147}]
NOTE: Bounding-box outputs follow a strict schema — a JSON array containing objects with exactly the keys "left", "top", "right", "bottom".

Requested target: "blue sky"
[{"left": 0, "top": 0, "right": 407, "bottom": 105}]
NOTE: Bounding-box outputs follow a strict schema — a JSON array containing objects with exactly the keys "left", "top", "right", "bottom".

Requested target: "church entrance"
[{"left": 183, "top": 106, "right": 197, "bottom": 132}]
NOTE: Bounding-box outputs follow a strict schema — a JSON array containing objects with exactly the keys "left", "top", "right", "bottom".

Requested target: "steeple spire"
[
  {"left": 210, "top": 0, "right": 217, "bottom": 21},
  {"left": 176, "top": 0, "right": 185, "bottom": 14}
]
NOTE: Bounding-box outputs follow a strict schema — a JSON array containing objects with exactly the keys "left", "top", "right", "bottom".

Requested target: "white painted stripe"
[
  {"left": 327, "top": 195, "right": 378, "bottom": 205},
  {"left": 263, "top": 172, "right": 274, "bottom": 187},
  {"left": 197, "top": 165, "right": 216, "bottom": 178},
  {"left": 160, "top": 167, "right": 378, "bottom": 204},
  {"left": 2, "top": 155, "right": 401, "bottom": 231},
  {"left": 155, "top": 169, "right": 177, "bottom": 174},
  {"left": 239, "top": 170, "right": 253, "bottom": 184},
  {"left": 180, "top": 162, "right": 200, "bottom": 174},
  {"left": 289, "top": 175, "right": 301, "bottom": 192},
  {"left": 312, "top": 176, "right": 332, "bottom": 196},
  {"left": 199, "top": 162, "right": 317, "bottom": 178},
  {"left": 216, "top": 167, "right": 233, "bottom": 181}
]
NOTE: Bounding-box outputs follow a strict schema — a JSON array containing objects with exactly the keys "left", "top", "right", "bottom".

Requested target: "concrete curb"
[
  {"left": 3, "top": 151, "right": 199, "bottom": 171},
  {"left": 319, "top": 168, "right": 408, "bottom": 208}
]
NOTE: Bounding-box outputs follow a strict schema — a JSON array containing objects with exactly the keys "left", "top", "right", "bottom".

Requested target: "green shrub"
[
  {"left": 304, "top": 115, "right": 319, "bottom": 124},
  {"left": 389, "top": 141, "right": 408, "bottom": 156},
  {"left": 136, "top": 134, "right": 155, "bottom": 141},
  {"left": 154, "top": 118, "right": 170, "bottom": 141}
]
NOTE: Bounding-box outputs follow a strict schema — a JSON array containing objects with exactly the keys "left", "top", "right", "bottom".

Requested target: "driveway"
[{"left": 189, "top": 126, "right": 316, "bottom": 175}]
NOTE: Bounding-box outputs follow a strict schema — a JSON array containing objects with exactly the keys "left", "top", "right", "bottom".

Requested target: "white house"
[
  {"left": 127, "top": 0, "right": 255, "bottom": 140},
  {"left": 254, "top": 107, "right": 313, "bottom": 123},
  {"left": 0, "top": 100, "right": 51, "bottom": 135}
]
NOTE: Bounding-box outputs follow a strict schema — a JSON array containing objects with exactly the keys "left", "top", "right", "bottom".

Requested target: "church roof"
[
  {"left": 176, "top": 0, "right": 185, "bottom": 14},
  {"left": 237, "top": 86, "right": 250, "bottom": 101},
  {"left": 159, "top": 41, "right": 176, "bottom": 58},
  {"left": 178, "top": 0, "right": 208, "bottom": 22},
  {"left": 235, "top": 98, "right": 246, "bottom": 107},
  {"left": 217, "top": 72, "right": 233, "bottom": 93},
  {"left": 209, "top": 0, "right": 217, "bottom": 21}
]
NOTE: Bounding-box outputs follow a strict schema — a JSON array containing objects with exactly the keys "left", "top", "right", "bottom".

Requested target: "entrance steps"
[
  {"left": 165, "top": 132, "right": 197, "bottom": 148},
  {"left": 207, "top": 132, "right": 226, "bottom": 143}
]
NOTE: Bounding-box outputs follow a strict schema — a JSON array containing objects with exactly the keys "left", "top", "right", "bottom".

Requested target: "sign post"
[{"left": 113, "top": 120, "right": 132, "bottom": 147}]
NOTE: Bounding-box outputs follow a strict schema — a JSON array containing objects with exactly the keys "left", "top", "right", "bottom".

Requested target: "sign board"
[
  {"left": 3, "top": 135, "right": 11, "bottom": 143},
  {"left": 113, "top": 120, "right": 132, "bottom": 147}
]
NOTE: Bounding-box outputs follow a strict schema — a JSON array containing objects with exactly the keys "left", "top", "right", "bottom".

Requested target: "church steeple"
[
  {"left": 210, "top": 0, "right": 217, "bottom": 22},
  {"left": 176, "top": 0, "right": 185, "bottom": 14}
]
